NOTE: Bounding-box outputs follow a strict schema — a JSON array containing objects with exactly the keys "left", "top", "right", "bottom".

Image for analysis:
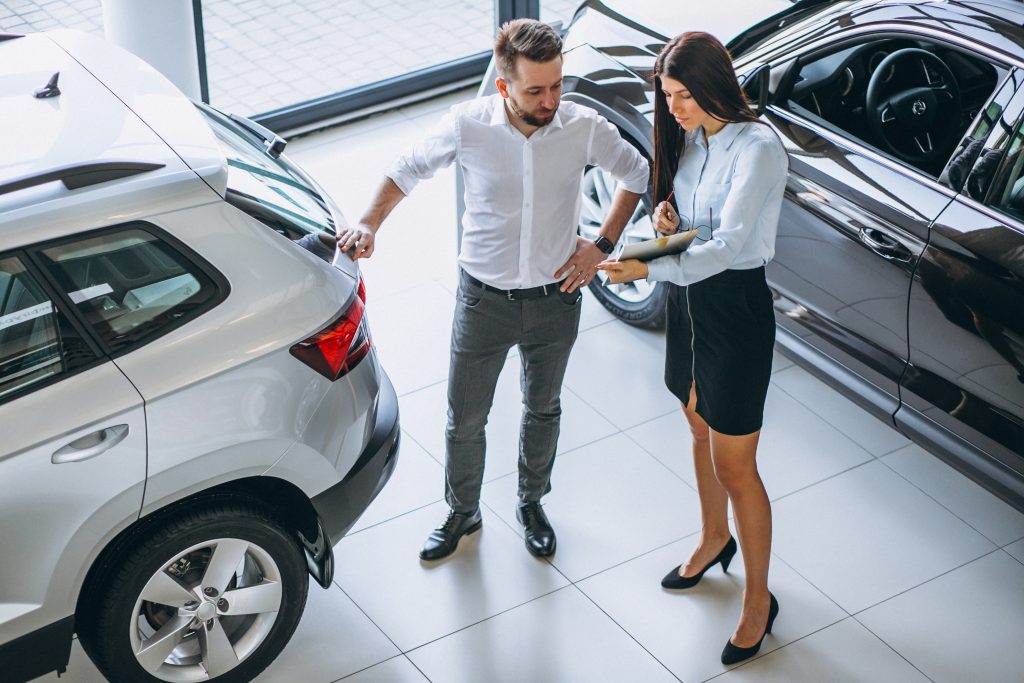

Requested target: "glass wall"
[
  {"left": 202, "top": 0, "right": 497, "bottom": 116},
  {"left": 1, "top": 0, "right": 103, "bottom": 35},
  {"left": 541, "top": 0, "right": 579, "bottom": 29}
]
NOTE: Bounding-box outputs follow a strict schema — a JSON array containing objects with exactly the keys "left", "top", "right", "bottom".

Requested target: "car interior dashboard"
[{"left": 781, "top": 37, "right": 1004, "bottom": 175}]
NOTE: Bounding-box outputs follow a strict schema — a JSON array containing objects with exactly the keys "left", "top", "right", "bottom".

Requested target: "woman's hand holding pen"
[{"left": 654, "top": 191, "right": 681, "bottom": 235}]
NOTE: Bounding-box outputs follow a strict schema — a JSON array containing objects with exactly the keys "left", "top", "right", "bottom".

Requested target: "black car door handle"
[{"left": 859, "top": 227, "right": 913, "bottom": 262}]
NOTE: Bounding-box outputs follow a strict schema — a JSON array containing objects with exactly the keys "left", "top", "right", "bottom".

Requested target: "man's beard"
[{"left": 508, "top": 95, "right": 557, "bottom": 127}]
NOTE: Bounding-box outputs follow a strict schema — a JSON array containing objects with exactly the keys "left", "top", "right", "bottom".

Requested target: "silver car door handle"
[{"left": 52, "top": 424, "right": 130, "bottom": 464}]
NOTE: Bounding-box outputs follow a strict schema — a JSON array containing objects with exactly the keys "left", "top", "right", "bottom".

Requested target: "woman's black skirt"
[{"left": 664, "top": 267, "right": 775, "bottom": 436}]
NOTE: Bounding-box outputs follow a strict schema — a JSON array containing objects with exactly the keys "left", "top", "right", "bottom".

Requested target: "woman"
[{"left": 597, "top": 32, "right": 788, "bottom": 665}]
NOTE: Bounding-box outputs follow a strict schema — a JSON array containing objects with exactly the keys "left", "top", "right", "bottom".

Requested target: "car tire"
[
  {"left": 78, "top": 501, "right": 308, "bottom": 683},
  {"left": 578, "top": 153, "right": 667, "bottom": 329}
]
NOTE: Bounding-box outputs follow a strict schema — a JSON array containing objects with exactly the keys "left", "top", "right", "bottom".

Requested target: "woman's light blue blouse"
[{"left": 646, "top": 121, "right": 788, "bottom": 286}]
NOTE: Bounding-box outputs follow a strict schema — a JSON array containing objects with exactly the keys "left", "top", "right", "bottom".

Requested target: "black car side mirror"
[{"left": 741, "top": 64, "right": 771, "bottom": 117}]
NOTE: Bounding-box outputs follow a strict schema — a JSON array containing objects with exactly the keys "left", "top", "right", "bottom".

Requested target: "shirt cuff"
[
  {"left": 645, "top": 256, "right": 677, "bottom": 284},
  {"left": 384, "top": 166, "right": 417, "bottom": 196},
  {"left": 618, "top": 175, "right": 649, "bottom": 195}
]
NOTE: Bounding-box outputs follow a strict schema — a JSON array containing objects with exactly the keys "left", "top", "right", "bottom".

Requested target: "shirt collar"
[
  {"left": 686, "top": 121, "right": 746, "bottom": 151},
  {"left": 489, "top": 94, "right": 509, "bottom": 127},
  {"left": 488, "top": 94, "right": 565, "bottom": 134},
  {"left": 545, "top": 107, "right": 564, "bottom": 132},
  {"left": 707, "top": 121, "right": 745, "bottom": 151}
]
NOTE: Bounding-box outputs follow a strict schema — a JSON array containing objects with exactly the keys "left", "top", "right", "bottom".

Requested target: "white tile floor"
[{"left": 39, "top": 90, "right": 1024, "bottom": 682}]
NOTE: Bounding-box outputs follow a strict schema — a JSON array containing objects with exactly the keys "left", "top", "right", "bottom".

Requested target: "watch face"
[{"left": 595, "top": 236, "right": 613, "bottom": 253}]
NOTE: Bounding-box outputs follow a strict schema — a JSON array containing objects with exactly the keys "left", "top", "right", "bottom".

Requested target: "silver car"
[{"left": 0, "top": 30, "right": 400, "bottom": 682}]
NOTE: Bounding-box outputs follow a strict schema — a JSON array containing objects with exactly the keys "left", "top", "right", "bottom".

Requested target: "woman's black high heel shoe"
[
  {"left": 721, "top": 593, "right": 779, "bottom": 665},
  {"left": 661, "top": 536, "right": 737, "bottom": 589}
]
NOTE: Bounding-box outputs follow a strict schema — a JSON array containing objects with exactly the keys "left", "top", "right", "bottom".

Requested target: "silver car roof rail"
[{"left": 0, "top": 160, "right": 166, "bottom": 197}]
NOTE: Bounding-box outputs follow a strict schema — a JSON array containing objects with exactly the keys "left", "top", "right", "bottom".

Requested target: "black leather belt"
[{"left": 463, "top": 272, "right": 561, "bottom": 301}]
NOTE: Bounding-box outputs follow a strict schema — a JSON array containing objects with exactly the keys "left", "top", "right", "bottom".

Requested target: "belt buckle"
[{"left": 506, "top": 289, "right": 515, "bottom": 301}]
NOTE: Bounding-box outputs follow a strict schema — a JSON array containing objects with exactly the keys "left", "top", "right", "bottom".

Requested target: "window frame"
[
  {"left": 0, "top": 250, "right": 105, "bottom": 406},
  {"left": 25, "top": 221, "right": 231, "bottom": 361}
]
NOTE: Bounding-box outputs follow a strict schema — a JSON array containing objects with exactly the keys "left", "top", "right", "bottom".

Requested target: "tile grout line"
[
  {"left": 566, "top": 582, "right": 685, "bottom": 683},
  {"left": 330, "top": 653, "right": 409, "bottom": 682},
  {"left": 699, "top": 615, "right": 852, "bottom": 682},
  {"left": 397, "top": 585, "right": 574, "bottom": 657},
  {"left": 770, "top": 379, "right": 893, "bottom": 464},
  {"left": 1002, "top": 533, "right": 1024, "bottom": 548},
  {"left": 848, "top": 546, "right": 1004, "bottom": 617},
  {"left": 479, "top": 495, "right": 686, "bottom": 682},
  {"left": 400, "top": 653, "right": 436, "bottom": 683},
  {"left": 848, "top": 614, "right": 938, "bottom": 683},
  {"left": 559, "top": 371, "right": 674, "bottom": 434},
  {"left": 874, "top": 454, "right": 1009, "bottom": 549},
  {"left": 344, "top": 496, "right": 444, "bottom": 538},
  {"left": 999, "top": 545, "right": 1024, "bottom": 569},
  {"left": 765, "top": 458, "right": 876, "bottom": 505},
  {"left": 618, "top": 425, "right": 701, "bottom": 496},
  {"left": 769, "top": 552, "right": 853, "bottom": 618},
  {"left": 333, "top": 581, "right": 405, "bottom": 649},
  {"left": 393, "top": 426, "right": 443, "bottom": 468}
]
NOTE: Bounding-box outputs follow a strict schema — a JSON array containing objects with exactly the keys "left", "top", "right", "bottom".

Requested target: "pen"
[{"left": 662, "top": 190, "right": 678, "bottom": 233}]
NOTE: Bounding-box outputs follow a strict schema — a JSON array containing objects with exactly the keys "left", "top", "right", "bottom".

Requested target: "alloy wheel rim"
[
  {"left": 578, "top": 165, "right": 656, "bottom": 304},
  {"left": 128, "top": 537, "right": 284, "bottom": 681}
]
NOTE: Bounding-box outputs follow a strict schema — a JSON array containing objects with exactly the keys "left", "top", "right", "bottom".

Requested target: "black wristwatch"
[{"left": 593, "top": 235, "right": 614, "bottom": 254}]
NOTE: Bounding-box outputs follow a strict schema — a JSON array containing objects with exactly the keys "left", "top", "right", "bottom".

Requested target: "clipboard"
[{"left": 616, "top": 229, "right": 698, "bottom": 262}]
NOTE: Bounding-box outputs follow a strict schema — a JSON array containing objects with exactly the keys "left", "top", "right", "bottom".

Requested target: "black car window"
[
  {"left": 35, "top": 225, "right": 224, "bottom": 356},
  {"left": 778, "top": 35, "right": 1007, "bottom": 178},
  {"left": 0, "top": 254, "right": 97, "bottom": 402},
  {"left": 939, "top": 72, "right": 1021, "bottom": 196},
  {"left": 985, "top": 104, "right": 1024, "bottom": 223}
]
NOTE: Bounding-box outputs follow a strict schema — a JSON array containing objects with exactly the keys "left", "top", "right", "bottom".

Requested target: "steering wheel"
[{"left": 865, "top": 48, "right": 961, "bottom": 166}]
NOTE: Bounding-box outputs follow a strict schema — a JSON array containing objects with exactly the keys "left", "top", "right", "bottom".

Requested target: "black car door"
[
  {"left": 764, "top": 47, "right": 958, "bottom": 422},
  {"left": 899, "top": 73, "right": 1024, "bottom": 502}
]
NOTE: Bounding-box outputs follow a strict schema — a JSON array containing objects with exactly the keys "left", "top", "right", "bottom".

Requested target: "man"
[{"left": 339, "top": 19, "right": 648, "bottom": 560}]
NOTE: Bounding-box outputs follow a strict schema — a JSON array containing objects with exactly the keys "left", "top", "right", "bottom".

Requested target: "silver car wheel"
[
  {"left": 578, "top": 164, "right": 656, "bottom": 304},
  {"left": 128, "top": 537, "right": 283, "bottom": 681}
]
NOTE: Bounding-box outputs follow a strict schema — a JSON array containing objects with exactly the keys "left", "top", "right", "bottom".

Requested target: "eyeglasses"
[{"left": 676, "top": 207, "right": 714, "bottom": 242}]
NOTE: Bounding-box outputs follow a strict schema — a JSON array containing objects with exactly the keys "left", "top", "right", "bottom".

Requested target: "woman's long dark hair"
[{"left": 652, "top": 32, "right": 760, "bottom": 208}]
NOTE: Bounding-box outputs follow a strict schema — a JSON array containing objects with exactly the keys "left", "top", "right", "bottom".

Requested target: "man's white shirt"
[{"left": 386, "top": 93, "right": 649, "bottom": 289}]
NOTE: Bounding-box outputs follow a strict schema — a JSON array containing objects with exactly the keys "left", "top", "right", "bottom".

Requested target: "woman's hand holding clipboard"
[{"left": 598, "top": 192, "right": 695, "bottom": 283}]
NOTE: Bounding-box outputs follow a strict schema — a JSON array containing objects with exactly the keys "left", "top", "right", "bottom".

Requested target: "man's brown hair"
[{"left": 493, "top": 19, "right": 562, "bottom": 81}]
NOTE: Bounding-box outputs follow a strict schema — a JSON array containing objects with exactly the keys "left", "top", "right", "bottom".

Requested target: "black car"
[{"left": 555, "top": 0, "right": 1024, "bottom": 510}]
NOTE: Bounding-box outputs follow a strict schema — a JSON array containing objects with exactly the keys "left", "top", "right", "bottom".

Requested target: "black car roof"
[
  {"left": 955, "top": 0, "right": 1024, "bottom": 24},
  {"left": 745, "top": 0, "right": 1024, "bottom": 68}
]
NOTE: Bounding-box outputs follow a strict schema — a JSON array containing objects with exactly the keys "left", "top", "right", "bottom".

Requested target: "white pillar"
[{"left": 102, "top": 0, "right": 202, "bottom": 100}]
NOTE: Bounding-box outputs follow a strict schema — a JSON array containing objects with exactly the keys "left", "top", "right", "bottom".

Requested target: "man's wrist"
[{"left": 593, "top": 234, "right": 615, "bottom": 254}]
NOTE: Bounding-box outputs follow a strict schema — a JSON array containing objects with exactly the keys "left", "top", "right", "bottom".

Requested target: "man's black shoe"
[
  {"left": 516, "top": 501, "right": 556, "bottom": 557},
  {"left": 419, "top": 508, "right": 482, "bottom": 561}
]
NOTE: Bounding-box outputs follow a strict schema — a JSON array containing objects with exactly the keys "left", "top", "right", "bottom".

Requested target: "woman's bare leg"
[
  {"left": 709, "top": 429, "right": 773, "bottom": 646},
  {"left": 676, "top": 384, "right": 732, "bottom": 577}
]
